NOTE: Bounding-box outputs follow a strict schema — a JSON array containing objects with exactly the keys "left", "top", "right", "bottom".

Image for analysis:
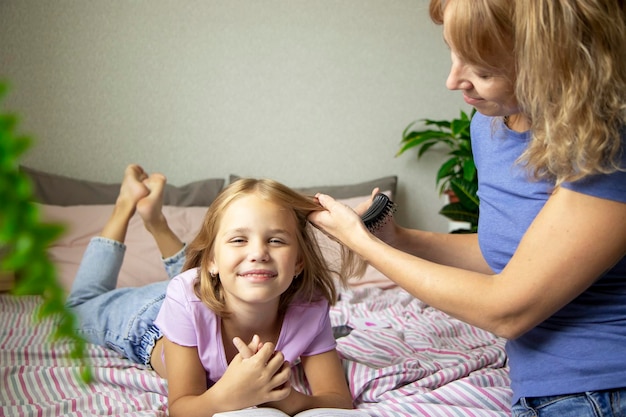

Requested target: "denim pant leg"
[
  {"left": 163, "top": 243, "right": 186, "bottom": 279},
  {"left": 512, "top": 388, "right": 626, "bottom": 417},
  {"left": 66, "top": 237, "right": 126, "bottom": 308},
  {"left": 70, "top": 281, "right": 169, "bottom": 364},
  {"left": 66, "top": 238, "right": 186, "bottom": 307},
  {"left": 66, "top": 237, "right": 185, "bottom": 364}
]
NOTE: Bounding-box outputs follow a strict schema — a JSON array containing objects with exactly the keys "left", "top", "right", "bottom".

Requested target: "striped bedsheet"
[
  {"left": 0, "top": 295, "right": 168, "bottom": 417},
  {"left": 1, "top": 287, "right": 511, "bottom": 417},
  {"left": 329, "top": 287, "right": 511, "bottom": 417}
]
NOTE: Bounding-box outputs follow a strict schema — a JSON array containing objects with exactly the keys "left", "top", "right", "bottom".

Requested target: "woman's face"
[{"left": 442, "top": 4, "right": 522, "bottom": 123}]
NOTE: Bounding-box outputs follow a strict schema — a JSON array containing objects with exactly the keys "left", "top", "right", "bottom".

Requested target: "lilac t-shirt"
[{"left": 154, "top": 268, "right": 336, "bottom": 386}]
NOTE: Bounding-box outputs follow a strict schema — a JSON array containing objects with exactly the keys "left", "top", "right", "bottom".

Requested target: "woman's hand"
[
  {"left": 308, "top": 193, "right": 366, "bottom": 248},
  {"left": 351, "top": 188, "right": 380, "bottom": 217},
  {"left": 309, "top": 189, "right": 399, "bottom": 248}
]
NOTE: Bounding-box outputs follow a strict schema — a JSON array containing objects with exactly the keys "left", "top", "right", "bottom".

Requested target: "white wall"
[{"left": 0, "top": 0, "right": 468, "bottom": 231}]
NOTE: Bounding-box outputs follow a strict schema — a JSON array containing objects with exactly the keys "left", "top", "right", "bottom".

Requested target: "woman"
[{"left": 309, "top": 1, "right": 626, "bottom": 416}]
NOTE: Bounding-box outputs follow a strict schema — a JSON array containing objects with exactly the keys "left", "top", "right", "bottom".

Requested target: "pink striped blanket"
[{"left": 1, "top": 288, "right": 511, "bottom": 417}]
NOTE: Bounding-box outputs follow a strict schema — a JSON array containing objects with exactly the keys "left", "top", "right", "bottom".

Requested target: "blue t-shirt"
[{"left": 471, "top": 112, "right": 626, "bottom": 404}]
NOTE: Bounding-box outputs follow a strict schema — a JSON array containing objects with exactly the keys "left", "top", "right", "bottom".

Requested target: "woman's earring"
[{"left": 210, "top": 271, "right": 218, "bottom": 279}]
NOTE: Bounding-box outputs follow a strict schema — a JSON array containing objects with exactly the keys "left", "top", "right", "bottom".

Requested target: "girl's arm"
[
  {"left": 261, "top": 349, "right": 354, "bottom": 415},
  {"left": 310, "top": 188, "right": 626, "bottom": 339},
  {"left": 164, "top": 338, "right": 291, "bottom": 417}
]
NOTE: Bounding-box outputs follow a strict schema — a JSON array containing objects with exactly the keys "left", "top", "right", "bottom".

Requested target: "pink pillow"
[{"left": 40, "top": 204, "right": 207, "bottom": 292}]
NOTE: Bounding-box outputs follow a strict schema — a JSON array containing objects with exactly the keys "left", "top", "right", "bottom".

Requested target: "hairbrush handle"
[{"left": 361, "top": 193, "right": 397, "bottom": 232}]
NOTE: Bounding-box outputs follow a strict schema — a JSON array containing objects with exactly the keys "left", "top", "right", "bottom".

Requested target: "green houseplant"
[
  {"left": 396, "top": 109, "right": 478, "bottom": 233},
  {"left": 0, "top": 82, "right": 91, "bottom": 381}
]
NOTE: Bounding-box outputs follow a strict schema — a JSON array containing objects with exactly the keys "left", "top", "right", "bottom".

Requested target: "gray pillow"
[
  {"left": 21, "top": 165, "right": 225, "bottom": 207},
  {"left": 229, "top": 174, "right": 397, "bottom": 200}
]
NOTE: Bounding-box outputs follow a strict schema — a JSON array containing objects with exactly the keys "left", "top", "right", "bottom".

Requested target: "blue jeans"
[
  {"left": 512, "top": 389, "right": 626, "bottom": 417},
  {"left": 65, "top": 237, "right": 185, "bottom": 365}
]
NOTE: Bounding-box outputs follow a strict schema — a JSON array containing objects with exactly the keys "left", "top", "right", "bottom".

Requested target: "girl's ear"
[
  {"left": 209, "top": 259, "right": 218, "bottom": 277},
  {"left": 295, "top": 256, "right": 305, "bottom": 277}
]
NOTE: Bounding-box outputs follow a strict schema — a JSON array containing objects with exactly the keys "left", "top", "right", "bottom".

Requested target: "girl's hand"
[
  {"left": 217, "top": 341, "right": 291, "bottom": 408},
  {"left": 260, "top": 349, "right": 354, "bottom": 415},
  {"left": 232, "top": 334, "right": 261, "bottom": 359}
]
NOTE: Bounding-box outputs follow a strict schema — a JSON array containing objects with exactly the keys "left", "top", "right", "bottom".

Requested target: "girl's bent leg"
[
  {"left": 65, "top": 237, "right": 125, "bottom": 308},
  {"left": 163, "top": 243, "right": 187, "bottom": 279},
  {"left": 70, "top": 280, "right": 169, "bottom": 364}
]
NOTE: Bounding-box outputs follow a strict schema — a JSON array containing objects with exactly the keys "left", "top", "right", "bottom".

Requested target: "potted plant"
[
  {"left": 0, "top": 82, "right": 91, "bottom": 380},
  {"left": 396, "top": 109, "right": 478, "bottom": 233}
]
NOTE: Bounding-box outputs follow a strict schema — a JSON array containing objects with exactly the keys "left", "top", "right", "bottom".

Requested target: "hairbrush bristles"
[{"left": 361, "top": 193, "right": 397, "bottom": 232}]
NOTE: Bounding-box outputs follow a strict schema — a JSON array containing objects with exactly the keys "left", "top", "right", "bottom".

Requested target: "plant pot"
[{"left": 445, "top": 189, "right": 460, "bottom": 203}]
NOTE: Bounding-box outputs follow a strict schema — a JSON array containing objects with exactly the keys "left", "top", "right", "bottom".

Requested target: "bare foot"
[
  {"left": 136, "top": 172, "right": 184, "bottom": 258},
  {"left": 117, "top": 164, "right": 151, "bottom": 210},
  {"left": 136, "top": 172, "right": 167, "bottom": 230},
  {"left": 100, "top": 164, "right": 151, "bottom": 242}
]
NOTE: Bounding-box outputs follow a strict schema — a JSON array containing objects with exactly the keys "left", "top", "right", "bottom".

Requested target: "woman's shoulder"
[{"left": 562, "top": 129, "right": 626, "bottom": 202}]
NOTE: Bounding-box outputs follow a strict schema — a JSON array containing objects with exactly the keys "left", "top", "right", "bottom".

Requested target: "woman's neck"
[{"left": 504, "top": 113, "right": 531, "bottom": 132}]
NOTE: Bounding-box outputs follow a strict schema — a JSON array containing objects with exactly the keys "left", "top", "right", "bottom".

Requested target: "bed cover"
[{"left": 1, "top": 286, "right": 511, "bottom": 417}]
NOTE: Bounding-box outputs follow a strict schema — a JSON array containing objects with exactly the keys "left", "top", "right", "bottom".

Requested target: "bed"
[{"left": 0, "top": 167, "right": 512, "bottom": 417}]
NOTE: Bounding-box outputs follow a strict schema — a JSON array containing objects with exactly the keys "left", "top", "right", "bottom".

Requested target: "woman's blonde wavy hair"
[
  {"left": 430, "top": 0, "right": 626, "bottom": 184},
  {"left": 183, "top": 178, "right": 364, "bottom": 317}
]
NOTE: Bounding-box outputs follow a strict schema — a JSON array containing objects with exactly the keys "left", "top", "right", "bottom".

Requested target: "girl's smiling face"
[{"left": 209, "top": 193, "right": 303, "bottom": 310}]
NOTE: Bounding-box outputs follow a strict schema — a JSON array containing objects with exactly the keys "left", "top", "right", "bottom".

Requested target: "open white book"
[{"left": 214, "top": 407, "right": 369, "bottom": 416}]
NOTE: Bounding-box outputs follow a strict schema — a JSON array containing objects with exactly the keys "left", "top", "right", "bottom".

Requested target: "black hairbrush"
[{"left": 361, "top": 193, "right": 397, "bottom": 232}]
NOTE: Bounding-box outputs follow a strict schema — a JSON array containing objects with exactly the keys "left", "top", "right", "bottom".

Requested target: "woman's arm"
[
  {"left": 337, "top": 189, "right": 492, "bottom": 273},
  {"left": 165, "top": 338, "right": 291, "bottom": 417},
  {"left": 392, "top": 226, "right": 492, "bottom": 273},
  {"left": 261, "top": 349, "right": 354, "bottom": 415},
  {"left": 310, "top": 188, "right": 626, "bottom": 339}
]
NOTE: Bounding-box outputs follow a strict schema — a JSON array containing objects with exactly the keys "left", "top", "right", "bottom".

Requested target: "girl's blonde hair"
[
  {"left": 183, "top": 178, "right": 363, "bottom": 317},
  {"left": 430, "top": 0, "right": 626, "bottom": 184}
]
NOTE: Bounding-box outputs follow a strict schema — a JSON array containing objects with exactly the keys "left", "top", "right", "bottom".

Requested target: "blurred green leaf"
[{"left": 0, "top": 80, "right": 91, "bottom": 382}]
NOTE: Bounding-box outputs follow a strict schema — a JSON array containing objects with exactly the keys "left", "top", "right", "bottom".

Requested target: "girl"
[
  {"left": 66, "top": 164, "right": 357, "bottom": 417},
  {"left": 309, "top": 1, "right": 626, "bottom": 416}
]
